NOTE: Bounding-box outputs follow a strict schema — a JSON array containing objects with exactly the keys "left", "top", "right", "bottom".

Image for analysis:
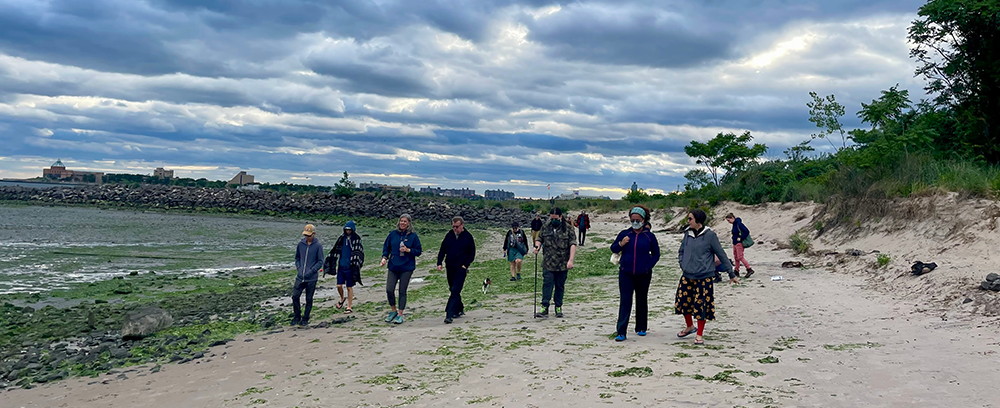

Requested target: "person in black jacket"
[
  {"left": 530, "top": 215, "right": 543, "bottom": 244},
  {"left": 437, "top": 216, "right": 477, "bottom": 324},
  {"left": 610, "top": 205, "right": 660, "bottom": 341}
]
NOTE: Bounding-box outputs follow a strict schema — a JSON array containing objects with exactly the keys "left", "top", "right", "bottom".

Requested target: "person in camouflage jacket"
[{"left": 533, "top": 207, "right": 577, "bottom": 318}]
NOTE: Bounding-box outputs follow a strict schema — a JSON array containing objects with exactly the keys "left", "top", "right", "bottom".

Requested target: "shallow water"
[{"left": 0, "top": 205, "right": 343, "bottom": 294}]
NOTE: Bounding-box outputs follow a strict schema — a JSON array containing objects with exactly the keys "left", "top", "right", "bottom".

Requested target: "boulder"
[
  {"left": 781, "top": 261, "right": 804, "bottom": 268},
  {"left": 121, "top": 307, "right": 174, "bottom": 340}
]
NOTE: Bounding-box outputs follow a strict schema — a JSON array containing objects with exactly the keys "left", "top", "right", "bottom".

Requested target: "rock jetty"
[{"left": 0, "top": 185, "right": 534, "bottom": 227}]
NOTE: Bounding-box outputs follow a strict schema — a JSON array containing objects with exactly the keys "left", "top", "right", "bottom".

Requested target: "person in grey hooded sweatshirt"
[
  {"left": 675, "top": 209, "right": 738, "bottom": 345},
  {"left": 293, "top": 224, "right": 324, "bottom": 327}
]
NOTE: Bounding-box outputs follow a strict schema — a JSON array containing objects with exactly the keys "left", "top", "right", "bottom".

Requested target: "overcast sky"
[{"left": 0, "top": 0, "right": 928, "bottom": 198}]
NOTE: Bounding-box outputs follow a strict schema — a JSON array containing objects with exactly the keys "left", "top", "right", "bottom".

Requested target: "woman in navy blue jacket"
[
  {"left": 610, "top": 205, "right": 660, "bottom": 341},
  {"left": 380, "top": 214, "right": 422, "bottom": 325}
]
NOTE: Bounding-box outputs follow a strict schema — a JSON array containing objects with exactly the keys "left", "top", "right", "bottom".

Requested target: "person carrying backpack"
[{"left": 725, "top": 213, "right": 755, "bottom": 279}]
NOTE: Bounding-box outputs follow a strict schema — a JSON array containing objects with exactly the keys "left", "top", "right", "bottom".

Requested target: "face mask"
[
  {"left": 550, "top": 219, "right": 561, "bottom": 227},
  {"left": 631, "top": 221, "right": 643, "bottom": 230}
]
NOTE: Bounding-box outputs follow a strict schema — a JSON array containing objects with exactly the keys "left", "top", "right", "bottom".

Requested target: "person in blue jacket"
[
  {"left": 725, "top": 213, "right": 755, "bottom": 278},
  {"left": 610, "top": 205, "right": 660, "bottom": 341},
  {"left": 293, "top": 224, "right": 324, "bottom": 327},
  {"left": 380, "top": 213, "right": 422, "bottom": 325}
]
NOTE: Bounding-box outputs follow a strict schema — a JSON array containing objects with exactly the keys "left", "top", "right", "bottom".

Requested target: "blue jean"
[
  {"left": 292, "top": 278, "right": 317, "bottom": 321},
  {"left": 541, "top": 269, "right": 567, "bottom": 308}
]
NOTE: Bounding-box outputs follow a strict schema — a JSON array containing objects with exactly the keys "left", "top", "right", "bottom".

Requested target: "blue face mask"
[{"left": 550, "top": 218, "right": 561, "bottom": 227}]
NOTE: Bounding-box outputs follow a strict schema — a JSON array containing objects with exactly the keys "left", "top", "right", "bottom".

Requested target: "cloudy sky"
[{"left": 0, "top": 0, "right": 927, "bottom": 198}]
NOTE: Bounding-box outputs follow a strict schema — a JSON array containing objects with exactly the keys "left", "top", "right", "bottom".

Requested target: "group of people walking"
[{"left": 289, "top": 206, "right": 752, "bottom": 346}]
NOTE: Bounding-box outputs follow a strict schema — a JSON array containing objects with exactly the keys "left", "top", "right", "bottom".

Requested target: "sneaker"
[
  {"left": 744, "top": 268, "right": 755, "bottom": 279},
  {"left": 516, "top": 273, "right": 522, "bottom": 280},
  {"left": 534, "top": 307, "right": 549, "bottom": 318},
  {"left": 444, "top": 316, "right": 453, "bottom": 324},
  {"left": 393, "top": 314, "right": 404, "bottom": 324},
  {"left": 454, "top": 311, "right": 465, "bottom": 318},
  {"left": 615, "top": 334, "right": 626, "bottom": 342},
  {"left": 555, "top": 307, "right": 563, "bottom": 318},
  {"left": 510, "top": 276, "right": 517, "bottom": 282},
  {"left": 290, "top": 318, "right": 301, "bottom": 326},
  {"left": 636, "top": 330, "right": 647, "bottom": 336},
  {"left": 299, "top": 320, "right": 309, "bottom": 327},
  {"left": 385, "top": 311, "right": 398, "bottom": 323}
]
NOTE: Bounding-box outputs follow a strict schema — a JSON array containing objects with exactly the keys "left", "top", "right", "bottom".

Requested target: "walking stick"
[{"left": 533, "top": 247, "right": 539, "bottom": 318}]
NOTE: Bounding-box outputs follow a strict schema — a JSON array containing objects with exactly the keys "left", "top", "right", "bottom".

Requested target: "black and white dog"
[{"left": 482, "top": 278, "right": 491, "bottom": 294}]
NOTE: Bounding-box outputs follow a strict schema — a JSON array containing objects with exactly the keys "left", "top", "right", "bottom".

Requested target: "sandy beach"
[{"left": 6, "top": 202, "right": 1000, "bottom": 407}]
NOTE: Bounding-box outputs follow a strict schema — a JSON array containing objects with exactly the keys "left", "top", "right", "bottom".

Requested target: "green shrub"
[
  {"left": 663, "top": 212, "right": 674, "bottom": 224},
  {"left": 813, "top": 221, "right": 824, "bottom": 232},
  {"left": 876, "top": 254, "right": 890, "bottom": 268},
  {"left": 520, "top": 203, "right": 535, "bottom": 213},
  {"left": 789, "top": 233, "right": 810, "bottom": 254}
]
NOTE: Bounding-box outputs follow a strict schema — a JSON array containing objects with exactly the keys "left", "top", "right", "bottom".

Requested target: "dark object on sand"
[
  {"left": 781, "top": 261, "right": 803, "bottom": 268},
  {"left": 982, "top": 273, "right": 1000, "bottom": 291},
  {"left": 910, "top": 261, "right": 937, "bottom": 276}
]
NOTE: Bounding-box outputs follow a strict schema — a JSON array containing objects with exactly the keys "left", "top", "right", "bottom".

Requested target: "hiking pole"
[{"left": 533, "top": 248, "right": 538, "bottom": 319}]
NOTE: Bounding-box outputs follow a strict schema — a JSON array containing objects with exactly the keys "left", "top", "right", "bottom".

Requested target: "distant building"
[
  {"left": 555, "top": 190, "right": 611, "bottom": 200},
  {"left": 42, "top": 159, "right": 104, "bottom": 184},
  {"left": 228, "top": 171, "right": 255, "bottom": 186},
  {"left": 237, "top": 184, "right": 260, "bottom": 191},
  {"left": 484, "top": 189, "right": 515, "bottom": 201},
  {"left": 153, "top": 167, "right": 174, "bottom": 179},
  {"left": 384, "top": 185, "right": 413, "bottom": 194},
  {"left": 358, "top": 182, "right": 387, "bottom": 191},
  {"left": 420, "top": 187, "right": 476, "bottom": 198}
]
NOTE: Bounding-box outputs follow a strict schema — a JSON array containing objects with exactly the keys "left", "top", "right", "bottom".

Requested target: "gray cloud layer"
[{"left": 0, "top": 0, "right": 927, "bottom": 197}]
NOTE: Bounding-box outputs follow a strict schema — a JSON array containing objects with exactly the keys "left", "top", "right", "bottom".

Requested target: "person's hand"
[
  {"left": 380, "top": 257, "right": 387, "bottom": 267},
  {"left": 437, "top": 265, "right": 443, "bottom": 272},
  {"left": 620, "top": 236, "right": 630, "bottom": 245},
  {"left": 533, "top": 246, "right": 540, "bottom": 254},
  {"left": 462, "top": 265, "right": 467, "bottom": 270},
  {"left": 567, "top": 260, "right": 574, "bottom": 270},
  {"left": 730, "top": 277, "right": 741, "bottom": 285},
  {"left": 400, "top": 245, "right": 409, "bottom": 253}
]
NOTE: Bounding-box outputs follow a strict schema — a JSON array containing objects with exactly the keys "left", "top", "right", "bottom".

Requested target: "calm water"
[
  {"left": 0, "top": 205, "right": 323, "bottom": 294},
  {"left": 0, "top": 180, "right": 84, "bottom": 189}
]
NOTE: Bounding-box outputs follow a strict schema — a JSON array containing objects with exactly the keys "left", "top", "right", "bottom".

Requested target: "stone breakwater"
[{"left": 0, "top": 185, "right": 533, "bottom": 227}]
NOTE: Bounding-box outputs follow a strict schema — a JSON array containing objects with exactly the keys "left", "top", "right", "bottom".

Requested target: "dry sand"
[{"left": 6, "top": 199, "right": 1000, "bottom": 407}]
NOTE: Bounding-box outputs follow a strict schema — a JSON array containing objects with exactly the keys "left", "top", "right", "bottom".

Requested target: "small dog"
[{"left": 482, "top": 278, "right": 491, "bottom": 294}]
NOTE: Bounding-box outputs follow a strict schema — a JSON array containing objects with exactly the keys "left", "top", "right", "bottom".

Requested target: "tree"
[
  {"left": 684, "top": 131, "right": 768, "bottom": 186},
  {"left": 908, "top": 0, "right": 1000, "bottom": 161},
  {"left": 848, "top": 86, "right": 935, "bottom": 167},
  {"left": 783, "top": 141, "right": 815, "bottom": 162},
  {"left": 806, "top": 92, "right": 848, "bottom": 151},
  {"left": 683, "top": 169, "right": 714, "bottom": 191},
  {"left": 333, "top": 171, "right": 356, "bottom": 198},
  {"left": 623, "top": 188, "right": 650, "bottom": 203}
]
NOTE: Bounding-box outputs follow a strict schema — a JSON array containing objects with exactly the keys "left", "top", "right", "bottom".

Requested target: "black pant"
[
  {"left": 292, "top": 278, "right": 318, "bottom": 321},
  {"left": 579, "top": 228, "right": 587, "bottom": 246},
  {"left": 446, "top": 266, "right": 467, "bottom": 318},
  {"left": 617, "top": 272, "right": 652, "bottom": 335},
  {"left": 386, "top": 270, "right": 414, "bottom": 310},
  {"left": 541, "top": 269, "right": 568, "bottom": 308}
]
